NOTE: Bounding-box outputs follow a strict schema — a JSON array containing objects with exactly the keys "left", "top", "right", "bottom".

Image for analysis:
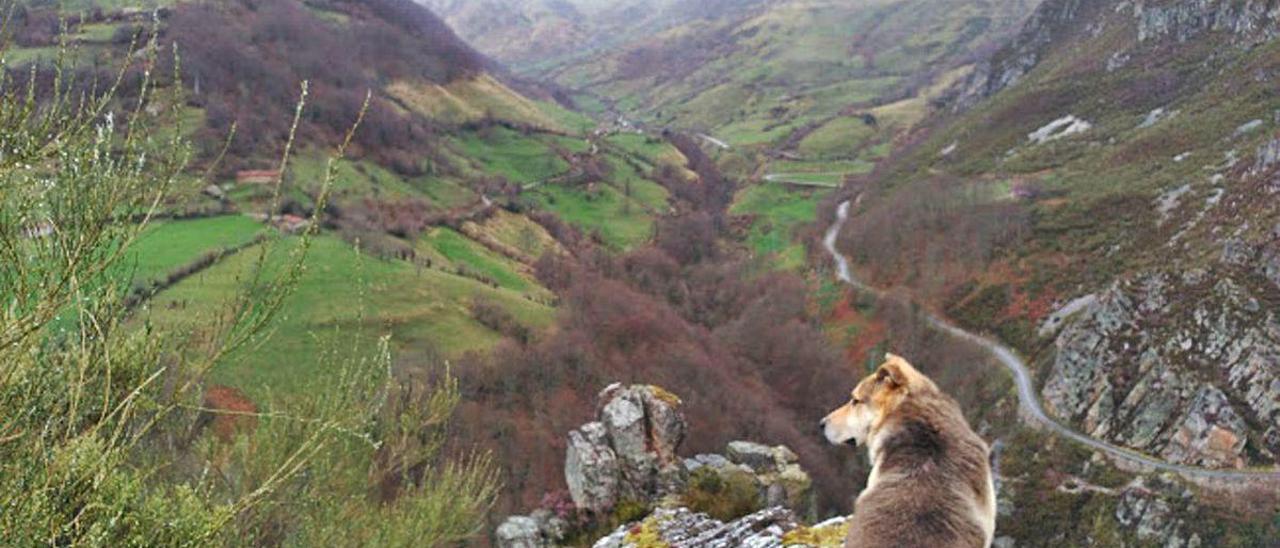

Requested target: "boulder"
[
  {"left": 726, "top": 441, "right": 779, "bottom": 473},
  {"left": 594, "top": 506, "right": 801, "bottom": 548},
  {"left": 1219, "top": 238, "right": 1253, "bottom": 266},
  {"left": 565, "top": 422, "right": 620, "bottom": 513},
  {"left": 496, "top": 516, "right": 546, "bottom": 548},
  {"left": 565, "top": 385, "right": 689, "bottom": 513}
]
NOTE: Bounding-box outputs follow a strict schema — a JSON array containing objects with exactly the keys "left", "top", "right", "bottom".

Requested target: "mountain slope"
[
  {"left": 549, "top": 0, "right": 1036, "bottom": 147},
  {"left": 828, "top": 0, "right": 1280, "bottom": 543},
  {"left": 419, "top": 0, "right": 767, "bottom": 70}
]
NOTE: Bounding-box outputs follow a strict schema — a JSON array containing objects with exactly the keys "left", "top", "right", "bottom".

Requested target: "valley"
[{"left": 4, "top": 0, "right": 1280, "bottom": 546}]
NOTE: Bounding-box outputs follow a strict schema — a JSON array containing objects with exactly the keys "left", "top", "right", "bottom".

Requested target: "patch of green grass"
[
  {"left": 602, "top": 156, "right": 671, "bottom": 212},
  {"left": 731, "top": 182, "right": 829, "bottom": 269},
  {"left": 453, "top": 128, "right": 569, "bottom": 185},
  {"left": 420, "top": 227, "right": 534, "bottom": 292},
  {"left": 530, "top": 184, "right": 654, "bottom": 250},
  {"left": 798, "top": 116, "right": 878, "bottom": 158},
  {"left": 125, "top": 216, "right": 263, "bottom": 284},
  {"left": 148, "top": 235, "right": 553, "bottom": 400},
  {"left": 606, "top": 133, "right": 685, "bottom": 167}
]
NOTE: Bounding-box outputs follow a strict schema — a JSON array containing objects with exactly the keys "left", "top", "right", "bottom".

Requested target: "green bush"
[{"left": 682, "top": 467, "right": 762, "bottom": 522}]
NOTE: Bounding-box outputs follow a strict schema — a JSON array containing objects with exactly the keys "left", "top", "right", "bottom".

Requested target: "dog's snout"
[{"left": 818, "top": 417, "right": 828, "bottom": 434}]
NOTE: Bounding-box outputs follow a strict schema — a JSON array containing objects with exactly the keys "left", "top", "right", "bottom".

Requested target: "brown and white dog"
[{"left": 821, "top": 353, "right": 996, "bottom": 548}]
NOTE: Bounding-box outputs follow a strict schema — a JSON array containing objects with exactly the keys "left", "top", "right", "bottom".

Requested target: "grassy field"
[
  {"left": 148, "top": 234, "right": 554, "bottom": 400},
  {"left": 453, "top": 128, "right": 571, "bottom": 185},
  {"left": 730, "top": 182, "right": 830, "bottom": 270},
  {"left": 388, "top": 74, "right": 593, "bottom": 133},
  {"left": 797, "top": 116, "right": 878, "bottom": 158},
  {"left": 419, "top": 227, "right": 539, "bottom": 293},
  {"left": 124, "top": 216, "right": 264, "bottom": 285},
  {"left": 530, "top": 184, "right": 655, "bottom": 250}
]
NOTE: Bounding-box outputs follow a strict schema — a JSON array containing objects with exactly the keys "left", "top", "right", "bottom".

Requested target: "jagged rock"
[
  {"left": 562, "top": 385, "right": 693, "bottom": 515},
  {"left": 1115, "top": 478, "right": 1202, "bottom": 548},
  {"left": 685, "top": 453, "right": 734, "bottom": 472},
  {"left": 594, "top": 506, "right": 801, "bottom": 548},
  {"left": 522, "top": 385, "right": 823, "bottom": 546},
  {"left": 566, "top": 422, "right": 620, "bottom": 513},
  {"left": 1161, "top": 386, "right": 1247, "bottom": 469},
  {"left": 726, "top": 441, "right": 780, "bottom": 473},
  {"left": 496, "top": 516, "right": 547, "bottom": 548},
  {"left": 1027, "top": 115, "right": 1092, "bottom": 144},
  {"left": 1220, "top": 238, "right": 1254, "bottom": 266},
  {"left": 1133, "top": 0, "right": 1280, "bottom": 44},
  {"left": 1261, "top": 244, "right": 1280, "bottom": 290},
  {"left": 1234, "top": 119, "right": 1265, "bottom": 137},
  {"left": 1043, "top": 270, "right": 1280, "bottom": 467},
  {"left": 595, "top": 384, "right": 688, "bottom": 502}
]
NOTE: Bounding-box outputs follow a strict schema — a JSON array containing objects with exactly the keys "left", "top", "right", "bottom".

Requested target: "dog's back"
[{"left": 844, "top": 400, "right": 994, "bottom": 547}]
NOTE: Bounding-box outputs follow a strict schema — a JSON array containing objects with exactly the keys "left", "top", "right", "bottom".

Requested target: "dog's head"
[{"left": 821, "top": 353, "right": 934, "bottom": 447}]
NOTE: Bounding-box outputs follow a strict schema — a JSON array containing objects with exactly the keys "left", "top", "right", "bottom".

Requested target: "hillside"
[
  {"left": 1, "top": 0, "right": 702, "bottom": 404},
  {"left": 824, "top": 0, "right": 1280, "bottom": 544},
  {"left": 419, "top": 0, "right": 767, "bottom": 70},
  {"left": 9, "top": 0, "right": 1280, "bottom": 545}
]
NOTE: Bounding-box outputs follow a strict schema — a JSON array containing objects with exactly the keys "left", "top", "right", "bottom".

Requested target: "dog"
[{"left": 821, "top": 353, "right": 996, "bottom": 548}]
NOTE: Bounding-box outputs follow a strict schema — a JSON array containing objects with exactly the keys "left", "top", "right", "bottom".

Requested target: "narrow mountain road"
[
  {"left": 697, "top": 133, "right": 731, "bottom": 150},
  {"left": 823, "top": 199, "right": 1280, "bottom": 483},
  {"left": 762, "top": 173, "right": 842, "bottom": 188}
]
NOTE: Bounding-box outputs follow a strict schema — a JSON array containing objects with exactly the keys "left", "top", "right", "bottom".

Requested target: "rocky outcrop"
[
  {"left": 1042, "top": 268, "right": 1280, "bottom": 468},
  {"left": 564, "top": 384, "right": 689, "bottom": 512},
  {"left": 1114, "top": 476, "right": 1203, "bottom": 548},
  {"left": 955, "top": 0, "right": 1280, "bottom": 109},
  {"left": 566, "top": 422, "right": 622, "bottom": 513},
  {"left": 496, "top": 516, "right": 547, "bottom": 548},
  {"left": 592, "top": 507, "right": 802, "bottom": 548},
  {"left": 498, "top": 384, "right": 816, "bottom": 547},
  {"left": 1130, "top": 0, "right": 1280, "bottom": 44},
  {"left": 688, "top": 441, "right": 815, "bottom": 518}
]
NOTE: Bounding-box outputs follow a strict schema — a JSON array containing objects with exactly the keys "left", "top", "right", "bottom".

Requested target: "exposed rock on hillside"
[
  {"left": 958, "top": 0, "right": 1280, "bottom": 107},
  {"left": 1114, "top": 476, "right": 1203, "bottom": 548},
  {"left": 1132, "top": 0, "right": 1280, "bottom": 44},
  {"left": 565, "top": 384, "right": 689, "bottom": 511},
  {"left": 497, "top": 384, "right": 818, "bottom": 547},
  {"left": 1043, "top": 268, "right": 1280, "bottom": 468},
  {"left": 592, "top": 506, "right": 802, "bottom": 548}
]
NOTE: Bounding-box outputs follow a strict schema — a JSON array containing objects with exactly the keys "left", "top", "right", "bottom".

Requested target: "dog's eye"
[{"left": 850, "top": 397, "right": 861, "bottom": 406}]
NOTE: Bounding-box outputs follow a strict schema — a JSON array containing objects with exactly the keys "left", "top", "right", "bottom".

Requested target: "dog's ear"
[{"left": 877, "top": 353, "right": 911, "bottom": 390}]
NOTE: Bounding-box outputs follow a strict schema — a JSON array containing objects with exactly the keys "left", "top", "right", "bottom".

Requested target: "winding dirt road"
[{"left": 823, "top": 199, "right": 1280, "bottom": 482}]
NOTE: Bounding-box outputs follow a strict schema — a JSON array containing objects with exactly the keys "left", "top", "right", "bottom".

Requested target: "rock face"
[
  {"left": 1131, "top": 0, "right": 1280, "bottom": 44},
  {"left": 501, "top": 384, "right": 815, "bottom": 547},
  {"left": 565, "top": 422, "right": 621, "bottom": 513},
  {"left": 1114, "top": 476, "right": 1203, "bottom": 548},
  {"left": 955, "top": 0, "right": 1280, "bottom": 109},
  {"left": 495, "top": 516, "right": 546, "bottom": 548},
  {"left": 565, "top": 384, "right": 689, "bottom": 512},
  {"left": 592, "top": 507, "right": 802, "bottom": 548},
  {"left": 1042, "top": 269, "right": 1280, "bottom": 468}
]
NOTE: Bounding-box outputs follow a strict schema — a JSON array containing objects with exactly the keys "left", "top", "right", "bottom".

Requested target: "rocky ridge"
[
  {"left": 1041, "top": 249, "right": 1280, "bottom": 468},
  {"left": 957, "top": 0, "right": 1280, "bottom": 107},
  {"left": 495, "top": 384, "right": 828, "bottom": 547}
]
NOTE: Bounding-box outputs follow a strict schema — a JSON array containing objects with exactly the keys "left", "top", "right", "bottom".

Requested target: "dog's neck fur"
[{"left": 859, "top": 404, "right": 996, "bottom": 547}]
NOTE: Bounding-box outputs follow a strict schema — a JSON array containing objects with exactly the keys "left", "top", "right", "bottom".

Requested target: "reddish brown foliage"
[{"left": 202, "top": 385, "right": 258, "bottom": 442}]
